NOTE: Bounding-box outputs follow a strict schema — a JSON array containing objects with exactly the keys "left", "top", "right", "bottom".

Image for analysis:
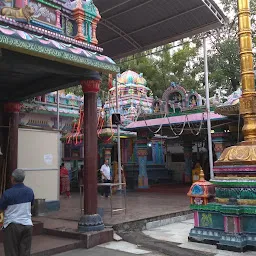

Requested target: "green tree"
[
  {"left": 64, "top": 74, "right": 109, "bottom": 104},
  {"left": 205, "top": 0, "right": 256, "bottom": 94},
  {"left": 207, "top": 39, "right": 240, "bottom": 94},
  {"left": 118, "top": 42, "right": 202, "bottom": 97},
  {"left": 65, "top": 85, "right": 83, "bottom": 96},
  {"left": 170, "top": 42, "right": 203, "bottom": 93}
]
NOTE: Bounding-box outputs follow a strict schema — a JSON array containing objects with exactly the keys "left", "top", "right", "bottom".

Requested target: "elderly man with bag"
[{"left": 0, "top": 169, "right": 34, "bottom": 256}]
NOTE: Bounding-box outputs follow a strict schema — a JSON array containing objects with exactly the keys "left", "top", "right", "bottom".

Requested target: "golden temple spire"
[
  {"left": 238, "top": 0, "right": 256, "bottom": 141},
  {"left": 215, "top": 0, "right": 256, "bottom": 166}
]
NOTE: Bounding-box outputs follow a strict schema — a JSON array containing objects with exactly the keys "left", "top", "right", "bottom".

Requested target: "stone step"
[
  {"left": 0, "top": 221, "right": 43, "bottom": 243},
  {"left": 0, "top": 234, "right": 82, "bottom": 256},
  {"left": 113, "top": 209, "right": 193, "bottom": 232}
]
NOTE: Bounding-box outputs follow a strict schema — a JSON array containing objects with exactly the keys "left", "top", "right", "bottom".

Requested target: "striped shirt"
[{"left": 0, "top": 183, "right": 34, "bottom": 228}]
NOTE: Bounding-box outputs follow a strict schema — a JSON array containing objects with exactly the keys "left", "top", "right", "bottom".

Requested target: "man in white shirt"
[{"left": 100, "top": 159, "right": 111, "bottom": 198}]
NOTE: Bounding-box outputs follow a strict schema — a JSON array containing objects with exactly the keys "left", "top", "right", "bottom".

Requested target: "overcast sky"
[
  {"left": 214, "top": 0, "right": 235, "bottom": 19},
  {"left": 214, "top": 0, "right": 224, "bottom": 11}
]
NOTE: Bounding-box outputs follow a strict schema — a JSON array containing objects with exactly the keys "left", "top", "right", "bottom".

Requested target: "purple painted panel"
[
  {"left": 0, "top": 0, "right": 12, "bottom": 7},
  {"left": 29, "top": 0, "right": 56, "bottom": 26}
]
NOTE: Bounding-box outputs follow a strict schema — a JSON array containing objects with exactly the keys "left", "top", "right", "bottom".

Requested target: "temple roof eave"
[
  {"left": 125, "top": 111, "right": 229, "bottom": 131},
  {"left": 21, "top": 102, "right": 80, "bottom": 117},
  {"left": 0, "top": 24, "right": 119, "bottom": 74}
]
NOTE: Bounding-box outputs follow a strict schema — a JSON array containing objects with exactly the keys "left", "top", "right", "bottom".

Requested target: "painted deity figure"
[
  {"left": 1, "top": 5, "right": 34, "bottom": 23},
  {"left": 154, "top": 102, "right": 160, "bottom": 113},
  {"left": 128, "top": 105, "right": 137, "bottom": 121},
  {"left": 192, "top": 162, "right": 202, "bottom": 183},
  {"left": 190, "top": 96, "right": 197, "bottom": 107},
  {"left": 223, "top": 87, "right": 242, "bottom": 106},
  {"left": 100, "top": 107, "right": 105, "bottom": 119}
]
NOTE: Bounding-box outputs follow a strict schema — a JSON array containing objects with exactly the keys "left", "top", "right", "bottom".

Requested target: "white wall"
[{"left": 18, "top": 128, "right": 60, "bottom": 201}]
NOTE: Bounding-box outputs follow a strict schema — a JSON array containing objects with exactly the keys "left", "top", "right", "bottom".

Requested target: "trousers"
[
  {"left": 3, "top": 223, "right": 33, "bottom": 256},
  {"left": 101, "top": 180, "right": 111, "bottom": 197}
]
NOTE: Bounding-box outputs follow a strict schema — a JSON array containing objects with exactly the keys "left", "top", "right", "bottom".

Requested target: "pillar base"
[
  {"left": 78, "top": 214, "right": 104, "bottom": 232},
  {"left": 138, "top": 176, "right": 148, "bottom": 189},
  {"left": 189, "top": 229, "right": 252, "bottom": 253}
]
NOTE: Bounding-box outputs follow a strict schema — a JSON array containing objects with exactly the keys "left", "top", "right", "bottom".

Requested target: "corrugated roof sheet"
[
  {"left": 94, "top": 0, "right": 226, "bottom": 59},
  {"left": 125, "top": 112, "right": 227, "bottom": 130}
]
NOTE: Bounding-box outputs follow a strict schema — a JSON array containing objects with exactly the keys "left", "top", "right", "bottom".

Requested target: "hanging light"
[{"left": 0, "top": 146, "right": 3, "bottom": 156}]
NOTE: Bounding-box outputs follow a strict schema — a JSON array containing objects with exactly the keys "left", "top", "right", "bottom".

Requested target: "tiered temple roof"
[{"left": 104, "top": 70, "right": 154, "bottom": 126}]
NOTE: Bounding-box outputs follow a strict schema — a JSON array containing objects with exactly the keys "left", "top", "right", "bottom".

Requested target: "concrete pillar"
[
  {"left": 183, "top": 141, "right": 193, "bottom": 184},
  {"left": 78, "top": 79, "right": 104, "bottom": 232},
  {"left": 212, "top": 131, "right": 229, "bottom": 159},
  {"left": 152, "top": 138, "right": 164, "bottom": 164},
  {"left": 4, "top": 102, "right": 21, "bottom": 189},
  {"left": 137, "top": 130, "right": 148, "bottom": 189},
  {"left": 103, "top": 144, "right": 112, "bottom": 163}
]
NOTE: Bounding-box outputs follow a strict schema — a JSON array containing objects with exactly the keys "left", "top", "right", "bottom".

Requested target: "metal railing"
[{"left": 80, "top": 183, "right": 127, "bottom": 217}]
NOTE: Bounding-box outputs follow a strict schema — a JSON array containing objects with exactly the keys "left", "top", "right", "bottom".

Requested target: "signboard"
[{"left": 44, "top": 154, "right": 53, "bottom": 165}]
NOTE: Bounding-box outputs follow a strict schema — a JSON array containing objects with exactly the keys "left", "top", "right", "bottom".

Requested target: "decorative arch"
[
  {"left": 162, "top": 83, "right": 187, "bottom": 113},
  {"left": 162, "top": 84, "right": 186, "bottom": 102}
]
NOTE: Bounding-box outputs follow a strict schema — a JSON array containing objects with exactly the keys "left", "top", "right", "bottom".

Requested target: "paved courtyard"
[
  {"left": 51, "top": 215, "right": 256, "bottom": 256},
  {"left": 143, "top": 216, "right": 256, "bottom": 256},
  {"left": 54, "top": 241, "right": 165, "bottom": 256},
  {"left": 34, "top": 185, "right": 191, "bottom": 228}
]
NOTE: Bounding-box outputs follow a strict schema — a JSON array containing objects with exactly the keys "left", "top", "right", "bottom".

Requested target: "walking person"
[
  {"left": 0, "top": 169, "right": 34, "bottom": 256},
  {"left": 100, "top": 159, "right": 111, "bottom": 198},
  {"left": 60, "top": 163, "right": 71, "bottom": 198}
]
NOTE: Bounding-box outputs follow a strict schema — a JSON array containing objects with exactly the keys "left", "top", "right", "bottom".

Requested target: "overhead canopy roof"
[
  {"left": 0, "top": 0, "right": 226, "bottom": 102},
  {"left": 94, "top": 0, "right": 226, "bottom": 59}
]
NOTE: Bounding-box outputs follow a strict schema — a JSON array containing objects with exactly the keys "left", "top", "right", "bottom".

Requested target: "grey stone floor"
[
  {"left": 143, "top": 216, "right": 256, "bottom": 256},
  {"left": 54, "top": 242, "right": 165, "bottom": 256},
  {"left": 34, "top": 187, "right": 190, "bottom": 227}
]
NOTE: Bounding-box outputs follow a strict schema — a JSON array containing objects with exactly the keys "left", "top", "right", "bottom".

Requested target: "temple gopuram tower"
[{"left": 188, "top": 0, "right": 256, "bottom": 252}]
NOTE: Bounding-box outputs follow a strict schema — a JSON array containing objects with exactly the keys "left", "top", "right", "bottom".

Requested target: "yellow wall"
[{"left": 18, "top": 128, "right": 60, "bottom": 201}]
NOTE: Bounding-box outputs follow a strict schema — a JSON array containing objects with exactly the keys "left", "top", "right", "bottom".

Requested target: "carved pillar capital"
[
  {"left": 137, "top": 147, "right": 148, "bottom": 157},
  {"left": 81, "top": 80, "right": 101, "bottom": 94},
  {"left": 4, "top": 102, "right": 21, "bottom": 113}
]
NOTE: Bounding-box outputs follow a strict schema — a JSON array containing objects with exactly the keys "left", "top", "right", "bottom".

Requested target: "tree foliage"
[
  {"left": 205, "top": 0, "right": 256, "bottom": 94},
  {"left": 119, "top": 42, "right": 202, "bottom": 98},
  {"left": 64, "top": 74, "right": 109, "bottom": 103},
  {"left": 65, "top": 0, "right": 256, "bottom": 99}
]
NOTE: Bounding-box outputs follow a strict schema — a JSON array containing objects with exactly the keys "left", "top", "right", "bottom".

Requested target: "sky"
[{"left": 214, "top": 0, "right": 224, "bottom": 11}]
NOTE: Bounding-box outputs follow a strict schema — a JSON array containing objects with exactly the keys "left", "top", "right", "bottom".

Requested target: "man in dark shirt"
[{"left": 0, "top": 169, "right": 34, "bottom": 256}]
